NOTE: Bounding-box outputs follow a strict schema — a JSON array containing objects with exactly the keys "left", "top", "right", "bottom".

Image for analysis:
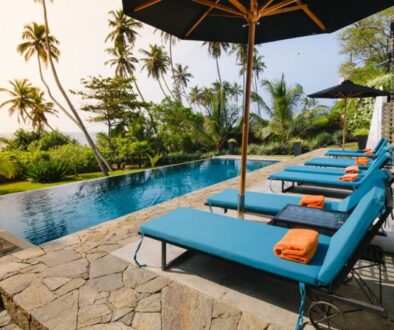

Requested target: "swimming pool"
[{"left": 0, "top": 158, "right": 276, "bottom": 244}]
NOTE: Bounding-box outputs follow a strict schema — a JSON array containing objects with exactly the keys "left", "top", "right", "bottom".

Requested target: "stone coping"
[{"left": 0, "top": 149, "right": 333, "bottom": 329}]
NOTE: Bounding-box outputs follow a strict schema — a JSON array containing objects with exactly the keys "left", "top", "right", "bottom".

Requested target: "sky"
[{"left": 0, "top": 0, "right": 345, "bottom": 134}]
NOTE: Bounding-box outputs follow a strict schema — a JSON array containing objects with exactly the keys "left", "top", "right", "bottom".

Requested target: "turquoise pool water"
[{"left": 0, "top": 158, "right": 276, "bottom": 244}]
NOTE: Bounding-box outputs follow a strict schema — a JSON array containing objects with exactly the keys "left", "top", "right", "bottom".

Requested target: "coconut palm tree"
[
  {"left": 33, "top": 0, "right": 110, "bottom": 175},
  {"left": 105, "top": 9, "right": 145, "bottom": 103},
  {"left": 0, "top": 79, "right": 35, "bottom": 124},
  {"left": 173, "top": 64, "right": 193, "bottom": 106},
  {"left": 105, "top": 46, "right": 138, "bottom": 79},
  {"left": 140, "top": 44, "right": 172, "bottom": 97},
  {"left": 261, "top": 74, "right": 303, "bottom": 144},
  {"left": 202, "top": 42, "right": 229, "bottom": 85},
  {"left": 29, "top": 88, "right": 57, "bottom": 131},
  {"left": 17, "top": 22, "right": 78, "bottom": 126},
  {"left": 156, "top": 31, "right": 179, "bottom": 89},
  {"left": 106, "top": 9, "right": 142, "bottom": 49}
]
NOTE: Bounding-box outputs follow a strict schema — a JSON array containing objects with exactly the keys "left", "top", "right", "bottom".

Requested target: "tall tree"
[
  {"left": 105, "top": 9, "right": 145, "bottom": 102},
  {"left": 156, "top": 31, "right": 179, "bottom": 91},
  {"left": 261, "top": 74, "right": 303, "bottom": 144},
  {"left": 29, "top": 88, "right": 57, "bottom": 131},
  {"left": 0, "top": 79, "right": 36, "bottom": 124},
  {"left": 33, "top": 0, "right": 110, "bottom": 175},
  {"left": 17, "top": 22, "right": 78, "bottom": 126},
  {"left": 140, "top": 44, "right": 172, "bottom": 97},
  {"left": 173, "top": 64, "right": 193, "bottom": 106},
  {"left": 202, "top": 42, "right": 229, "bottom": 85}
]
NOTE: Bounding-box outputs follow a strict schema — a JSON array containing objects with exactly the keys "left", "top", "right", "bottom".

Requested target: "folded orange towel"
[
  {"left": 345, "top": 165, "right": 359, "bottom": 174},
  {"left": 355, "top": 157, "right": 369, "bottom": 165},
  {"left": 299, "top": 195, "right": 325, "bottom": 209},
  {"left": 364, "top": 149, "right": 374, "bottom": 155},
  {"left": 339, "top": 173, "right": 359, "bottom": 182},
  {"left": 274, "top": 229, "right": 319, "bottom": 264}
]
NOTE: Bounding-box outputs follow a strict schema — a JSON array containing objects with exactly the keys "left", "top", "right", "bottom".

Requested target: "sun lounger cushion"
[
  {"left": 325, "top": 139, "right": 387, "bottom": 157},
  {"left": 207, "top": 189, "right": 340, "bottom": 214},
  {"left": 326, "top": 138, "right": 386, "bottom": 154},
  {"left": 304, "top": 157, "right": 370, "bottom": 169},
  {"left": 284, "top": 166, "right": 366, "bottom": 177},
  {"left": 318, "top": 187, "right": 386, "bottom": 284},
  {"left": 140, "top": 207, "right": 331, "bottom": 285}
]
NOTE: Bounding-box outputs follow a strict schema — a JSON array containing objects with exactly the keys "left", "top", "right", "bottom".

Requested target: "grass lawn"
[{"left": 0, "top": 168, "right": 146, "bottom": 195}]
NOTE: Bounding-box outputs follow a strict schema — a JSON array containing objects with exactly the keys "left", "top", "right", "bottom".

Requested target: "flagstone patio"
[{"left": 0, "top": 149, "right": 393, "bottom": 330}]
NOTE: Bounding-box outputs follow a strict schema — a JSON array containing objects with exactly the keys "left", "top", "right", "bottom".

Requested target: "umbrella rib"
[
  {"left": 258, "top": 0, "right": 275, "bottom": 15},
  {"left": 261, "top": 4, "right": 307, "bottom": 17},
  {"left": 227, "top": 0, "right": 247, "bottom": 15},
  {"left": 134, "top": 0, "right": 162, "bottom": 12},
  {"left": 261, "top": 0, "right": 298, "bottom": 16},
  {"left": 296, "top": 0, "right": 326, "bottom": 30},
  {"left": 185, "top": 0, "right": 221, "bottom": 37},
  {"left": 192, "top": 0, "right": 243, "bottom": 17}
]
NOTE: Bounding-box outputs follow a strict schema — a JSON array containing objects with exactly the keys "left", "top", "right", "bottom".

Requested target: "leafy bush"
[
  {"left": 248, "top": 143, "right": 293, "bottom": 155},
  {"left": 29, "top": 131, "right": 77, "bottom": 151},
  {"left": 28, "top": 159, "right": 69, "bottom": 183},
  {"left": 50, "top": 144, "right": 98, "bottom": 174}
]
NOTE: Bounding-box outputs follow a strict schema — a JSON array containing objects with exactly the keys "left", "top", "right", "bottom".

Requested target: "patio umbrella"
[
  {"left": 308, "top": 80, "right": 389, "bottom": 149},
  {"left": 122, "top": 0, "right": 393, "bottom": 216}
]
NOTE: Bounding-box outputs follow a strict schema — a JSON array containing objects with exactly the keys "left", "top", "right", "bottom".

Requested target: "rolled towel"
[
  {"left": 339, "top": 173, "right": 359, "bottom": 182},
  {"left": 364, "top": 149, "right": 374, "bottom": 155},
  {"left": 345, "top": 165, "right": 359, "bottom": 174},
  {"left": 355, "top": 157, "right": 369, "bottom": 165},
  {"left": 274, "top": 229, "right": 319, "bottom": 264},
  {"left": 299, "top": 195, "right": 325, "bottom": 209}
]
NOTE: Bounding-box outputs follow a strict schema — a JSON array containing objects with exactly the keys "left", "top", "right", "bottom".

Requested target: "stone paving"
[{"left": 1, "top": 148, "right": 385, "bottom": 330}]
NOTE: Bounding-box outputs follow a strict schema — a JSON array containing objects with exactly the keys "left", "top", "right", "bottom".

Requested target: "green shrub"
[
  {"left": 28, "top": 159, "right": 69, "bottom": 183},
  {"left": 248, "top": 143, "right": 293, "bottom": 155},
  {"left": 50, "top": 144, "right": 98, "bottom": 174}
]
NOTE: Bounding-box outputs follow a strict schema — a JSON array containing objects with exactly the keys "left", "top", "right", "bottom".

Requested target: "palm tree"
[
  {"left": 105, "top": 46, "right": 138, "bottom": 79},
  {"left": 0, "top": 79, "right": 35, "bottom": 124},
  {"left": 140, "top": 44, "right": 172, "bottom": 97},
  {"left": 106, "top": 10, "right": 142, "bottom": 49},
  {"left": 17, "top": 22, "right": 78, "bottom": 127},
  {"left": 173, "top": 64, "right": 193, "bottom": 106},
  {"left": 156, "top": 31, "right": 178, "bottom": 90},
  {"left": 33, "top": 0, "right": 110, "bottom": 175},
  {"left": 29, "top": 88, "right": 57, "bottom": 131},
  {"left": 261, "top": 74, "right": 303, "bottom": 144},
  {"left": 189, "top": 86, "right": 203, "bottom": 112},
  {"left": 105, "top": 9, "right": 145, "bottom": 103},
  {"left": 202, "top": 42, "right": 229, "bottom": 85},
  {"left": 252, "top": 53, "right": 266, "bottom": 115}
]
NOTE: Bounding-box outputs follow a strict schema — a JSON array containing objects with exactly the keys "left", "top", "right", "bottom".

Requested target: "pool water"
[{"left": 0, "top": 158, "right": 276, "bottom": 244}]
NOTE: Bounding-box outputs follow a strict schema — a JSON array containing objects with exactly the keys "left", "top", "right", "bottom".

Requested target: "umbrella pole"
[
  {"left": 238, "top": 17, "right": 256, "bottom": 218},
  {"left": 342, "top": 97, "right": 348, "bottom": 150}
]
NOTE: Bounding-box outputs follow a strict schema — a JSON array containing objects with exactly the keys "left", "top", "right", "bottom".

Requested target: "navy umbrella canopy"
[
  {"left": 308, "top": 80, "right": 389, "bottom": 149},
  {"left": 122, "top": 0, "right": 393, "bottom": 216}
]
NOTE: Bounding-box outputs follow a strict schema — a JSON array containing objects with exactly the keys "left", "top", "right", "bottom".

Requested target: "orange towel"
[
  {"left": 339, "top": 173, "right": 359, "bottom": 182},
  {"left": 364, "top": 149, "right": 374, "bottom": 155},
  {"left": 274, "top": 229, "right": 319, "bottom": 264},
  {"left": 299, "top": 195, "right": 325, "bottom": 209},
  {"left": 345, "top": 165, "right": 359, "bottom": 174},
  {"left": 355, "top": 157, "right": 369, "bottom": 165}
]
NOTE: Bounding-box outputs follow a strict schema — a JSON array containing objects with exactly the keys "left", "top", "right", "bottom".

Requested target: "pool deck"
[{"left": 0, "top": 149, "right": 393, "bottom": 329}]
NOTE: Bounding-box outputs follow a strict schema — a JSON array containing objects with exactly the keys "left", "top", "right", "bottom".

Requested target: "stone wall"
[{"left": 382, "top": 101, "right": 394, "bottom": 143}]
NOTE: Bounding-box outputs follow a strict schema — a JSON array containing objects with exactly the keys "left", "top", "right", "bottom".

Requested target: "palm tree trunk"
[
  {"left": 157, "top": 78, "right": 168, "bottom": 98},
  {"left": 134, "top": 79, "right": 157, "bottom": 133},
  {"left": 169, "top": 38, "right": 176, "bottom": 90},
  {"left": 161, "top": 73, "right": 174, "bottom": 98},
  {"left": 215, "top": 57, "right": 222, "bottom": 86},
  {"left": 40, "top": 0, "right": 110, "bottom": 176},
  {"left": 37, "top": 54, "right": 79, "bottom": 127},
  {"left": 182, "top": 86, "right": 192, "bottom": 108}
]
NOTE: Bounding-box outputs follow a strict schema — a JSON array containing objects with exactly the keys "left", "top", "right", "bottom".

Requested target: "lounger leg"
[{"left": 161, "top": 242, "right": 167, "bottom": 271}]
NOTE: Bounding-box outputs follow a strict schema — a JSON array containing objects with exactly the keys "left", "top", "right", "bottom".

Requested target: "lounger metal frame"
[{"left": 140, "top": 203, "right": 392, "bottom": 329}]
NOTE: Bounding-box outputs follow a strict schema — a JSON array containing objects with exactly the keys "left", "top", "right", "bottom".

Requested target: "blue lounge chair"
[
  {"left": 325, "top": 138, "right": 387, "bottom": 158},
  {"left": 206, "top": 170, "right": 388, "bottom": 216},
  {"left": 268, "top": 152, "right": 390, "bottom": 192},
  {"left": 305, "top": 144, "right": 391, "bottom": 169},
  {"left": 136, "top": 185, "right": 390, "bottom": 328}
]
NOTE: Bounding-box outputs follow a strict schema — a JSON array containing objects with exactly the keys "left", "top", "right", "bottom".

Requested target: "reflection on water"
[{"left": 0, "top": 159, "right": 275, "bottom": 244}]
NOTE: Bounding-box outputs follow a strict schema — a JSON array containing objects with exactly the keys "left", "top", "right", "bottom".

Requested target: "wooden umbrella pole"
[
  {"left": 342, "top": 97, "right": 348, "bottom": 150},
  {"left": 238, "top": 8, "right": 257, "bottom": 218}
]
